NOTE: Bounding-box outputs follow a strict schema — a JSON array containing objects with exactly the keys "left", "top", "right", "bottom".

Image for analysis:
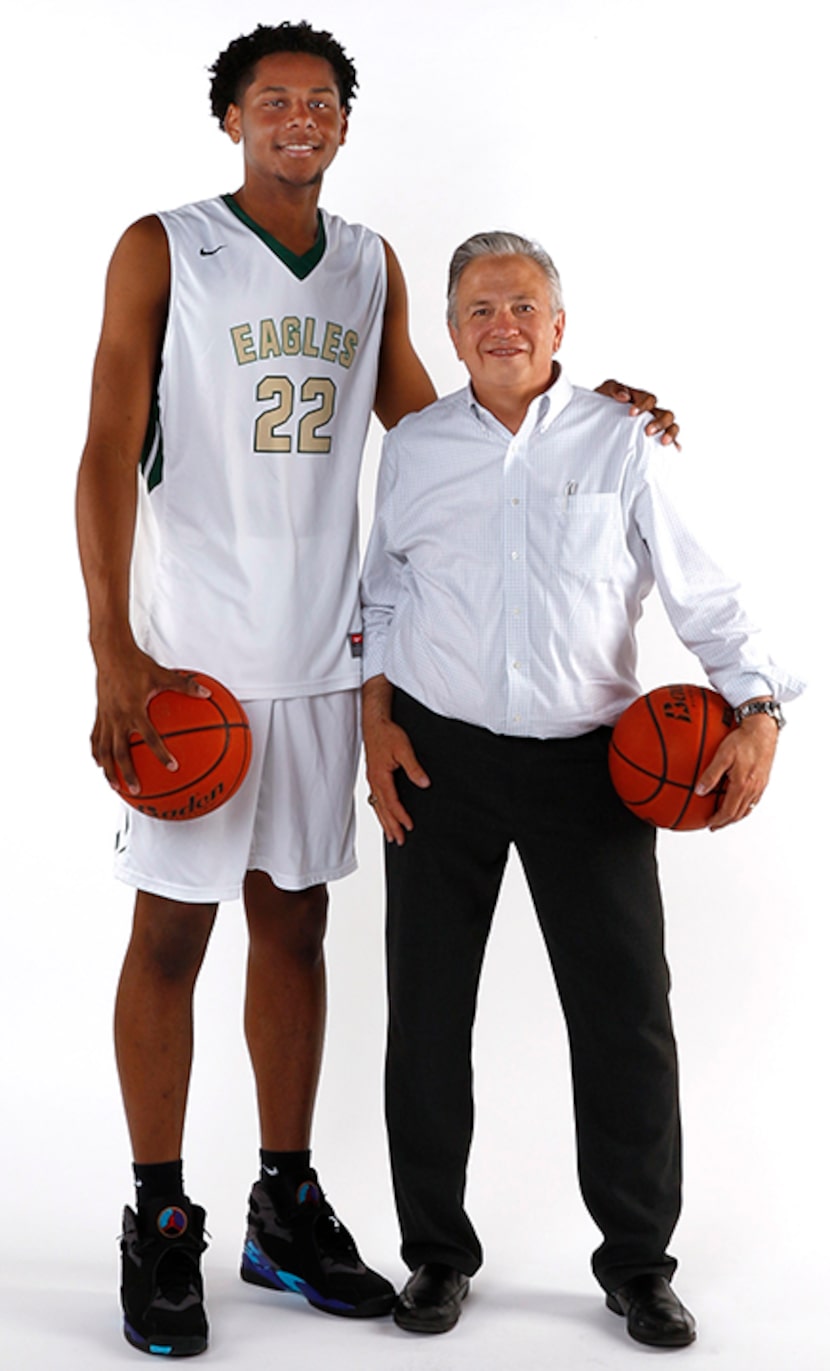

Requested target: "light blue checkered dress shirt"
[{"left": 360, "top": 374, "right": 803, "bottom": 738}]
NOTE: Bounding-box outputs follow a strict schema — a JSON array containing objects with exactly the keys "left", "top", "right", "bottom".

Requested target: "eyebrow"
[
  {"left": 257, "top": 83, "right": 337, "bottom": 95},
  {"left": 466, "top": 293, "right": 538, "bottom": 308}
]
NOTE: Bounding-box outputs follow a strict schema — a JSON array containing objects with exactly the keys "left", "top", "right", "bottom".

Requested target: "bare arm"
[
  {"left": 76, "top": 215, "right": 205, "bottom": 793},
  {"left": 373, "top": 241, "right": 436, "bottom": 430}
]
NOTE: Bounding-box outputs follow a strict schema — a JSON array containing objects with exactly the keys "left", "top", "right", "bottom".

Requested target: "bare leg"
[
  {"left": 115, "top": 891, "right": 217, "bottom": 1164},
  {"left": 243, "top": 871, "right": 328, "bottom": 1150}
]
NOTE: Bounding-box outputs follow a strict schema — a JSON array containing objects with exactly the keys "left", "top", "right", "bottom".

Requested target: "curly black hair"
[{"left": 209, "top": 21, "right": 358, "bottom": 128}]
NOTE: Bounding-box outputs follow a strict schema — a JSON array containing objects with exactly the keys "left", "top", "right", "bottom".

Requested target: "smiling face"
[
  {"left": 448, "top": 254, "right": 566, "bottom": 418},
  {"left": 223, "top": 51, "right": 347, "bottom": 189}
]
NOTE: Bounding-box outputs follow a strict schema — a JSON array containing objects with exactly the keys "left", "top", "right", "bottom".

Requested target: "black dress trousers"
[{"left": 384, "top": 690, "right": 681, "bottom": 1291}]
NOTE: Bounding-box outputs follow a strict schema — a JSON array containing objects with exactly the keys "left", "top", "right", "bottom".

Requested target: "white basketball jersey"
[{"left": 131, "top": 196, "right": 387, "bottom": 698}]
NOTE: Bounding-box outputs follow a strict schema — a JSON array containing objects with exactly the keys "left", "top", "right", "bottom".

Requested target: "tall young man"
[{"left": 76, "top": 22, "right": 678, "bottom": 1358}]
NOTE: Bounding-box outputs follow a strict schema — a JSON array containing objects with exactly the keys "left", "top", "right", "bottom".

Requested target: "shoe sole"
[
  {"left": 124, "top": 1319, "right": 208, "bottom": 1357},
  {"left": 605, "top": 1294, "right": 696, "bottom": 1348},
  {"left": 393, "top": 1279, "right": 470, "bottom": 1335},
  {"left": 241, "top": 1242, "right": 395, "bottom": 1319}
]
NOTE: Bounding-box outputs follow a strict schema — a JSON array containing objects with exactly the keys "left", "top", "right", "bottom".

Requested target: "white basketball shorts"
[{"left": 113, "top": 690, "right": 360, "bottom": 902}]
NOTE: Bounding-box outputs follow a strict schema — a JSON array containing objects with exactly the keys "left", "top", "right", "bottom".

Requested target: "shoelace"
[
  {"left": 316, "top": 1204, "right": 360, "bottom": 1261},
  {"left": 154, "top": 1248, "right": 201, "bottom": 1304}
]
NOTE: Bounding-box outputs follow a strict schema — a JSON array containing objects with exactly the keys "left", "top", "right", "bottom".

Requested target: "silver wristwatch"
[{"left": 733, "top": 700, "right": 786, "bottom": 730}]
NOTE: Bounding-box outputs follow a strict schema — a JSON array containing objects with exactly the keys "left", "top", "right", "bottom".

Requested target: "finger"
[
  {"left": 644, "top": 407, "right": 675, "bottom": 433},
  {"left": 627, "top": 389, "right": 658, "bottom": 415},
  {"left": 370, "top": 773, "right": 415, "bottom": 845},
  {"left": 142, "top": 719, "right": 179, "bottom": 772},
  {"left": 708, "top": 798, "right": 738, "bottom": 830},
  {"left": 708, "top": 781, "right": 761, "bottom": 830},
  {"left": 168, "top": 670, "right": 212, "bottom": 699},
  {"left": 93, "top": 727, "right": 133, "bottom": 792},
  {"left": 369, "top": 791, "right": 409, "bottom": 846},
  {"left": 399, "top": 741, "right": 431, "bottom": 790},
  {"left": 109, "top": 734, "right": 141, "bottom": 795},
  {"left": 647, "top": 422, "right": 681, "bottom": 447},
  {"left": 595, "top": 379, "right": 631, "bottom": 401},
  {"left": 115, "top": 707, "right": 179, "bottom": 778},
  {"left": 695, "top": 759, "right": 727, "bottom": 797},
  {"left": 707, "top": 779, "right": 745, "bottom": 829},
  {"left": 366, "top": 790, "right": 395, "bottom": 843}
]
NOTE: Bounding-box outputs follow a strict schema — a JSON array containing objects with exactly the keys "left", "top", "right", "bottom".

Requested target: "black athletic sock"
[
  {"left": 133, "top": 1159, "right": 185, "bottom": 1210},
  {"left": 259, "top": 1148, "right": 312, "bottom": 1191}
]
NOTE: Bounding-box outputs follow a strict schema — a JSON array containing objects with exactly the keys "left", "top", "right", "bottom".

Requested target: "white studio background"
[{"left": 1, "top": 1, "right": 825, "bottom": 1368}]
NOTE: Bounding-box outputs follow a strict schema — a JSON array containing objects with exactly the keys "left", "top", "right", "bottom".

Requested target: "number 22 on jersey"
[{"left": 254, "top": 375, "right": 337, "bottom": 455}]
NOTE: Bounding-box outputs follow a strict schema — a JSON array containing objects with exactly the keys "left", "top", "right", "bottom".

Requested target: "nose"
[
  {"left": 490, "top": 306, "right": 518, "bottom": 335},
  {"left": 287, "top": 100, "right": 318, "bottom": 128}
]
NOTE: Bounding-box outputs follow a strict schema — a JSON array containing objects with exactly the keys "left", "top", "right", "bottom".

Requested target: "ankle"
[
  {"left": 259, "top": 1148, "right": 312, "bottom": 1190},
  {"left": 133, "top": 1159, "right": 185, "bottom": 1209}
]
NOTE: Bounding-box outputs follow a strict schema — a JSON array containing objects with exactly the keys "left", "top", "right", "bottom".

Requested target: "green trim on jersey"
[
  {"left": 222, "top": 195, "right": 326, "bottom": 279},
  {"left": 140, "top": 392, "right": 164, "bottom": 492}
]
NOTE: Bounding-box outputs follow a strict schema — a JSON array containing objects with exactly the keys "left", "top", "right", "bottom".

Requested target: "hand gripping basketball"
[
  {"left": 112, "top": 672, "right": 251, "bottom": 820},
  {"left": 609, "top": 684, "right": 736, "bottom": 830}
]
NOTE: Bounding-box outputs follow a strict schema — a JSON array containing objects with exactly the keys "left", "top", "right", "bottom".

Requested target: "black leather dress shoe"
[
  {"left": 393, "top": 1262, "right": 470, "bottom": 1334},
  {"left": 606, "top": 1274, "right": 696, "bottom": 1348}
]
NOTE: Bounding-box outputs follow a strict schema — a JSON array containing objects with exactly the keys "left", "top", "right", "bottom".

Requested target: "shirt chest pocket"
[{"left": 554, "top": 493, "right": 623, "bottom": 580}]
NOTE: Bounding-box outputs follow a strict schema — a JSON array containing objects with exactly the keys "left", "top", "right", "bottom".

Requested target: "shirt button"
[
  {"left": 510, "top": 550, "right": 519, "bottom": 560},
  {"left": 511, "top": 497, "right": 520, "bottom": 506},
  {"left": 513, "top": 715, "right": 522, "bottom": 723},
  {"left": 512, "top": 660, "right": 521, "bottom": 670}
]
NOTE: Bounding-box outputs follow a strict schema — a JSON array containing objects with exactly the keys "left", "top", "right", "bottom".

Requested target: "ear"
[
  {"left": 224, "top": 103, "right": 242, "bottom": 145},
  {"left": 551, "top": 309, "right": 566, "bottom": 353},
  {"left": 447, "top": 319, "right": 462, "bottom": 359},
  {"left": 339, "top": 109, "right": 349, "bottom": 146}
]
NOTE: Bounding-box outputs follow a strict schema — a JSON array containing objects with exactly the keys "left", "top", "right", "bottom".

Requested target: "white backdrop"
[{"left": 1, "top": 2, "right": 825, "bottom": 1368}]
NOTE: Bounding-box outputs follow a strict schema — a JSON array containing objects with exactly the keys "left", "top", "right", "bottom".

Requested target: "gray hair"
[{"left": 447, "top": 231, "right": 564, "bottom": 324}]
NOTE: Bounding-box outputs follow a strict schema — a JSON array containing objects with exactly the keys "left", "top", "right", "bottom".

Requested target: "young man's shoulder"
[
  {"left": 318, "top": 207, "right": 385, "bottom": 256},
  {"left": 154, "top": 194, "right": 229, "bottom": 227}
]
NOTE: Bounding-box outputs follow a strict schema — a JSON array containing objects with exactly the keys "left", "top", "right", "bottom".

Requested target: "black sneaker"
[
  {"left": 240, "top": 1174, "right": 394, "bottom": 1318},
  {"left": 120, "top": 1197, "right": 209, "bottom": 1356}
]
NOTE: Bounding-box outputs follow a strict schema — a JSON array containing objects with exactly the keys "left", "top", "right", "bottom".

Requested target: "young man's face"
[
  {"left": 224, "top": 51, "right": 347, "bottom": 189},
  {"left": 449, "top": 255, "right": 565, "bottom": 407}
]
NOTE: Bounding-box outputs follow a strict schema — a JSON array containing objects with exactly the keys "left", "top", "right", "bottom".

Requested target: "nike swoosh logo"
[
  {"left": 263, "top": 1165, "right": 279, "bottom": 1176},
  {"left": 200, "top": 245, "right": 226, "bottom": 256}
]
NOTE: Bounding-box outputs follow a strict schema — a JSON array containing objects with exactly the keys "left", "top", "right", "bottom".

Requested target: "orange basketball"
[
  {"left": 114, "top": 673, "right": 251, "bottom": 821},
  {"left": 609, "top": 684, "right": 736, "bottom": 830}
]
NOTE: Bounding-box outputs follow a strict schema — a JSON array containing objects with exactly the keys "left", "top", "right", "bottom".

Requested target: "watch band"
[{"left": 733, "top": 700, "right": 785, "bottom": 730}]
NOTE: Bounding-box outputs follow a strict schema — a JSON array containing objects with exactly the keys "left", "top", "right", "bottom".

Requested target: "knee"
[
  {"left": 247, "top": 880, "right": 328, "bottom": 967},
  {"left": 129, "top": 894, "right": 215, "bottom": 983},
  {"left": 280, "top": 887, "right": 329, "bottom": 966}
]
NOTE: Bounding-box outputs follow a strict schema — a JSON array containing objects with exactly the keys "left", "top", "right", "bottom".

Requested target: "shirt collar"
[{"left": 466, "top": 366, "right": 574, "bottom": 434}]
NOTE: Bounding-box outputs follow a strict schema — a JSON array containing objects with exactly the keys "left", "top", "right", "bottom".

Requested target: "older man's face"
[{"left": 449, "top": 255, "right": 565, "bottom": 407}]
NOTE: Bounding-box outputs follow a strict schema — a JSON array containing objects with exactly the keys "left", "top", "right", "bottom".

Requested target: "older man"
[{"left": 360, "top": 232, "right": 802, "bottom": 1347}]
